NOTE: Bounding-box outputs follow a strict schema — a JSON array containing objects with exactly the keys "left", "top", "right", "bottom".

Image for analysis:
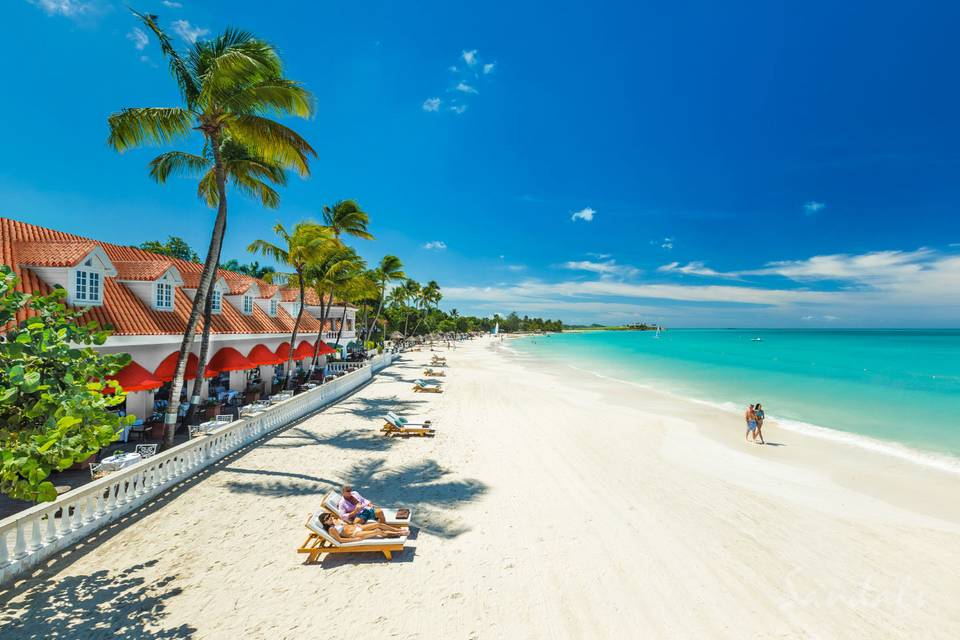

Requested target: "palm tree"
[
  {"left": 249, "top": 222, "right": 333, "bottom": 389},
  {"left": 322, "top": 199, "right": 373, "bottom": 240},
  {"left": 367, "top": 255, "right": 405, "bottom": 344},
  {"left": 159, "top": 139, "right": 289, "bottom": 423},
  {"left": 108, "top": 12, "right": 315, "bottom": 445},
  {"left": 333, "top": 265, "right": 376, "bottom": 348},
  {"left": 301, "top": 245, "right": 361, "bottom": 368},
  {"left": 411, "top": 280, "right": 441, "bottom": 336},
  {"left": 400, "top": 279, "right": 420, "bottom": 337}
]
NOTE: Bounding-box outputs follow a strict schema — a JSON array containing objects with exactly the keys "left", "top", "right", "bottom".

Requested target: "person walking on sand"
[
  {"left": 745, "top": 404, "right": 758, "bottom": 442},
  {"left": 754, "top": 403, "right": 766, "bottom": 444}
]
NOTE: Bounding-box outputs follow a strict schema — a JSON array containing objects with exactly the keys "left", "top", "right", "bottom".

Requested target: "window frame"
[{"left": 155, "top": 281, "right": 173, "bottom": 310}]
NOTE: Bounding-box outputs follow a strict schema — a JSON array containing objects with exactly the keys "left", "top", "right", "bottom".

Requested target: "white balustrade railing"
[{"left": 0, "top": 353, "right": 394, "bottom": 586}]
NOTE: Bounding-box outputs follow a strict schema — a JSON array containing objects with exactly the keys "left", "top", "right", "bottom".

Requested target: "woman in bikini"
[{"left": 319, "top": 512, "right": 408, "bottom": 542}]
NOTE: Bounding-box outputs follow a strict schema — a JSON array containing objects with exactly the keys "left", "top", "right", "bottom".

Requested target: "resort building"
[{"left": 1, "top": 217, "right": 357, "bottom": 425}]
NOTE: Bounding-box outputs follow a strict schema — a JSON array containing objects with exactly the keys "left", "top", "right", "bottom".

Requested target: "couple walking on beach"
[{"left": 745, "top": 403, "right": 766, "bottom": 444}]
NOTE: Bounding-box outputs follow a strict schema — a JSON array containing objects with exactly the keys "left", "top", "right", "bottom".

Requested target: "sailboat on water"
[{"left": 654, "top": 324, "right": 662, "bottom": 339}]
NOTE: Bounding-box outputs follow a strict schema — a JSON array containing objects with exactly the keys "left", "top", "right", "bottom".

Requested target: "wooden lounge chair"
[
  {"left": 297, "top": 513, "right": 406, "bottom": 563},
  {"left": 412, "top": 379, "right": 443, "bottom": 393},
  {"left": 423, "top": 368, "right": 446, "bottom": 377},
  {"left": 381, "top": 413, "right": 435, "bottom": 437},
  {"left": 319, "top": 490, "right": 415, "bottom": 526}
]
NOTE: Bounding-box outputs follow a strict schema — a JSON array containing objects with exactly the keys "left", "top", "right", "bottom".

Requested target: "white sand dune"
[{"left": 1, "top": 338, "right": 958, "bottom": 639}]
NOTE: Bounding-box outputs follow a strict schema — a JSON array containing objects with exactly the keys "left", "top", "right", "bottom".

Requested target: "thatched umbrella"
[{"left": 390, "top": 332, "right": 404, "bottom": 340}]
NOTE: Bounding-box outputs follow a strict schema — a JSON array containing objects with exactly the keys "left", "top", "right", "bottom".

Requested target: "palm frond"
[
  {"left": 230, "top": 170, "right": 281, "bottom": 208},
  {"left": 148, "top": 151, "right": 210, "bottom": 183},
  {"left": 131, "top": 10, "right": 200, "bottom": 108},
  {"left": 247, "top": 238, "right": 288, "bottom": 264},
  {"left": 226, "top": 114, "right": 317, "bottom": 176},
  {"left": 225, "top": 80, "right": 314, "bottom": 118},
  {"left": 107, "top": 107, "right": 194, "bottom": 151}
]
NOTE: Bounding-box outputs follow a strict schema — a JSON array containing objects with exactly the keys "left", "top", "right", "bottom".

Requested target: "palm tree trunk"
[
  {"left": 369, "top": 286, "right": 386, "bottom": 344},
  {"left": 186, "top": 271, "right": 217, "bottom": 426},
  {"left": 334, "top": 304, "right": 348, "bottom": 347},
  {"left": 162, "top": 130, "right": 227, "bottom": 448},
  {"left": 310, "top": 293, "right": 331, "bottom": 370},
  {"left": 285, "top": 273, "right": 306, "bottom": 391}
]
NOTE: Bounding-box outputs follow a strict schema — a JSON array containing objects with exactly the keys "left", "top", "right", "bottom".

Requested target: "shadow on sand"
[
  {"left": 225, "top": 457, "right": 486, "bottom": 539},
  {"left": 0, "top": 559, "right": 196, "bottom": 639}
]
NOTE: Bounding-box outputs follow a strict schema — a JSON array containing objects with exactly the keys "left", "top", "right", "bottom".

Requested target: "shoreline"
[
  {"left": 498, "top": 338, "right": 960, "bottom": 527},
  {"left": 504, "top": 333, "right": 960, "bottom": 478}
]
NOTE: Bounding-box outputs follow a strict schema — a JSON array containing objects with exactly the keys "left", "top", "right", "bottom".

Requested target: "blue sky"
[{"left": 3, "top": 0, "right": 959, "bottom": 326}]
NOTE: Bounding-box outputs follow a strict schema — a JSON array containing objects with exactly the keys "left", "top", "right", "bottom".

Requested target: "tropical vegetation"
[
  {"left": 108, "top": 10, "right": 316, "bottom": 446},
  {"left": 0, "top": 267, "right": 133, "bottom": 502}
]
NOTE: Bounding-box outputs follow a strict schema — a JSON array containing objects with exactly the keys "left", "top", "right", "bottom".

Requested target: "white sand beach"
[{"left": 1, "top": 338, "right": 958, "bottom": 639}]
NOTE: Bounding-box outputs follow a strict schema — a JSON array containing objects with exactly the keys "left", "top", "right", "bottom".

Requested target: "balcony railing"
[{"left": 0, "top": 352, "right": 395, "bottom": 586}]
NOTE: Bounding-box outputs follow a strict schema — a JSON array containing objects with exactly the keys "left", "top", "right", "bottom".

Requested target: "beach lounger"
[
  {"left": 412, "top": 379, "right": 443, "bottom": 393},
  {"left": 381, "top": 412, "right": 435, "bottom": 437},
  {"left": 297, "top": 512, "right": 407, "bottom": 563},
  {"left": 319, "top": 490, "right": 414, "bottom": 526},
  {"left": 423, "top": 368, "right": 446, "bottom": 376}
]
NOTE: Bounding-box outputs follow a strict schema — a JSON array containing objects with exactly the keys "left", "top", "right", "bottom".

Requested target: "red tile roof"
[
  {"left": 1, "top": 217, "right": 331, "bottom": 337},
  {"left": 16, "top": 240, "right": 97, "bottom": 267},
  {"left": 113, "top": 260, "right": 175, "bottom": 281}
]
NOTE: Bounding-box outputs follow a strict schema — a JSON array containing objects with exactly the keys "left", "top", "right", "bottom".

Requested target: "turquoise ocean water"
[{"left": 511, "top": 330, "right": 960, "bottom": 471}]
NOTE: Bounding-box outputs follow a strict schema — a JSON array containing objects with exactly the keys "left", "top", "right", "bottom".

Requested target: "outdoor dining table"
[{"left": 99, "top": 452, "right": 143, "bottom": 472}]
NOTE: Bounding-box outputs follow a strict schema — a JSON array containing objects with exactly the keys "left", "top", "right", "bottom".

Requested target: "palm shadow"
[
  {"left": 261, "top": 426, "right": 396, "bottom": 452},
  {"left": 0, "top": 559, "right": 195, "bottom": 639},
  {"left": 323, "top": 395, "right": 429, "bottom": 420}
]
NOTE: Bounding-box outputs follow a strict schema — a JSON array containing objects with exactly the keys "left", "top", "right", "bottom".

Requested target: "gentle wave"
[{"left": 547, "top": 357, "right": 960, "bottom": 476}]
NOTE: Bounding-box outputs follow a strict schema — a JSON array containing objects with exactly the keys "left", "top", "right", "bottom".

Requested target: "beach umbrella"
[{"left": 390, "top": 331, "right": 404, "bottom": 340}]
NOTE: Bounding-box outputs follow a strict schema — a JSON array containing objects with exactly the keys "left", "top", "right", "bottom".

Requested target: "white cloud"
[
  {"left": 450, "top": 105, "right": 468, "bottom": 115},
  {"left": 171, "top": 19, "right": 209, "bottom": 44},
  {"left": 127, "top": 27, "right": 149, "bottom": 51},
  {"left": 651, "top": 237, "right": 674, "bottom": 249},
  {"left": 462, "top": 49, "right": 478, "bottom": 66},
  {"left": 161, "top": 0, "right": 183, "bottom": 7},
  {"left": 441, "top": 247, "right": 960, "bottom": 326},
  {"left": 657, "top": 261, "right": 731, "bottom": 277},
  {"left": 483, "top": 63, "right": 496, "bottom": 74},
  {"left": 423, "top": 241, "right": 447, "bottom": 251},
  {"left": 563, "top": 259, "right": 640, "bottom": 278},
  {"left": 586, "top": 252, "right": 611, "bottom": 259},
  {"left": 28, "top": 0, "right": 93, "bottom": 17},
  {"left": 422, "top": 97, "right": 441, "bottom": 112},
  {"left": 803, "top": 201, "right": 826, "bottom": 215},
  {"left": 448, "top": 65, "right": 458, "bottom": 72},
  {"left": 506, "top": 264, "right": 527, "bottom": 272},
  {"left": 571, "top": 207, "right": 595, "bottom": 222},
  {"left": 456, "top": 82, "right": 478, "bottom": 94}
]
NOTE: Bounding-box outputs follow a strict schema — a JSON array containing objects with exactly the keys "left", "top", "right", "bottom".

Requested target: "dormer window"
[
  {"left": 75, "top": 269, "right": 101, "bottom": 304},
  {"left": 211, "top": 289, "right": 222, "bottom": 314},
  {"left": 155, "top": 282, "right": 173, "bottom": 310},
  {"left": 269, "top": 299, "right": 278, "bottom": 316},
  {"left": 243, "top": 296, "right": 253, "bottom": 314}
]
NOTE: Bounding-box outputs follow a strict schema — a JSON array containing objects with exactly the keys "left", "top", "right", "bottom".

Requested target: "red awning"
[
  {"left": 154, "top": 352, "right": 202, "bottom": 381},
  {"left": 248, "top": 344, "right": 284, "bottom": 366},
  {"left": 106, "top": 361, "right": 164, "bottom": 393},
  {"left": 314, "top": 339, "right": 337, "bottom": 356},
  {"left": 293, "top": 341, "right": 315, "bottom": 361},
  {"left": 275, "top": 341, "right": 291, "bottom": 360},
  {"left": 206, "top": 347, "right": 255, "bottom": 374}
]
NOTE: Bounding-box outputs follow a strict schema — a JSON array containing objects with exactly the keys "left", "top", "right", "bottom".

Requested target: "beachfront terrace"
[{"left": 0, "top": 353, "right": 396, "bottom": 586}]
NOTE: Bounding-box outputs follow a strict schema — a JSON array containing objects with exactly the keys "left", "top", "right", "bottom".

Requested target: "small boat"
[
  {"left": 654, "top": 325, "right": 662, "bottom": 339},
  {"left": 751, "top": 337, "right": 763, "bottom": 342}
]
